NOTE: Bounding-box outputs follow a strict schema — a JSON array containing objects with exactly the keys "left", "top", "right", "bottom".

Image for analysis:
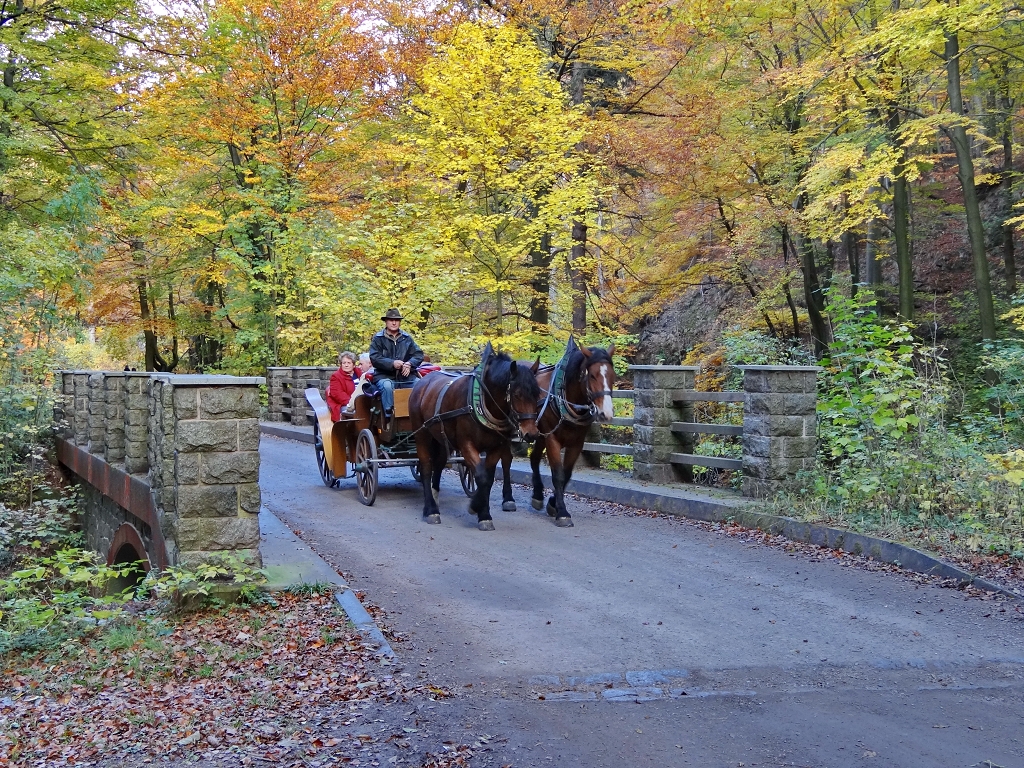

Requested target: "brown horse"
[
  {"left": 409, "top": 344, "right": 541, "bottom": 530},
  {"left": 526, "top": 339, "right": 616, "bottom": 526}
]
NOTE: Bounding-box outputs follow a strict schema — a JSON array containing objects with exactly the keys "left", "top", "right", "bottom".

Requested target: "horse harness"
[
  {"left": 536, "top": 349, "right": 614, "bottom": 436},
  {"left": 420, "top": 369, "right": 536, "bottom": 441}
]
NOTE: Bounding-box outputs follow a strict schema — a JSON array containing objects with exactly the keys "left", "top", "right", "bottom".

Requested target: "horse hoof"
[
  {"left": 478, "top": 519, "right": 495, "bottom": 531},
  {"left": 502, "top": 501, "right": 517, "bottom": 512},
  {"left": 546, "top": 502, "right": 557, "bottom": 517},
  {"left": 424, "top": 514, "right": 441, "bottom": 525},
  {"left": 554, "top": 516, "right": 574, "bottom": 528},
  {"left": 531, "top": 498, "right": 544, "bottom": 511}
]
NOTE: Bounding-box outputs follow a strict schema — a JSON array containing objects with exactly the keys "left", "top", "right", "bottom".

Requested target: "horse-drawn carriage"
[
  {"left": 305, "top": 374, "right": 476, "bottom": 506},
  {"left": 304, "top": 338, "right": 617, "bottom": 530}
]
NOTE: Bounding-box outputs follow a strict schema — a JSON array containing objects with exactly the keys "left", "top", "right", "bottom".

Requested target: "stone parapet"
[
  {"left": 266, "top": 367, "right": 291, "bottom": 422},
  {"left": 55, "top": 370, "right": 265, "bottom": 570},
  {"left": 104, "top": 372, "right": 127, "bottom": 464},
  {"left": 627, "top": 364, "right": 820, "bottom": 496},
  {"left": 265, "top": 365, "right": 337, "bottom": 424},
  {"left": 738, "top": 365, "right": 821, "bottom": 498},
  {"left": 629, "top": 366, "right": 697, "bottom": 483},
  {"left": 87, "top": 372, "right": 108, "bottom": 455},
  {"left": 123, "top": 373, "right": 151, "bottom": 474}
]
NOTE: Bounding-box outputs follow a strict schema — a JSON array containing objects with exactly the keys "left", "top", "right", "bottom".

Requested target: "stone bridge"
[
  {"left": 53, "top": 363, "right": 821, "bottom": 572},
  {"left": 54, "top": 371, "right": 264, "bottom": 573}
]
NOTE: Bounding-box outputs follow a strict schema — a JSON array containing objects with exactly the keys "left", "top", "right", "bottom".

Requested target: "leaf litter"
[{"left": 0, "top": 592, "right": 477, "bottom": 767}]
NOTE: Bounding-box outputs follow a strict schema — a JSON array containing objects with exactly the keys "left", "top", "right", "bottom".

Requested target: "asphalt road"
[{"left": 260, "top": 435, "right": 1024, "bottom": 768}]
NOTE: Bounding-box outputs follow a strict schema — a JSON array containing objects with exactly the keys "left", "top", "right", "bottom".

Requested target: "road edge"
[{"left": 260, "top": 421, "right": 1021, "bottom": 602}]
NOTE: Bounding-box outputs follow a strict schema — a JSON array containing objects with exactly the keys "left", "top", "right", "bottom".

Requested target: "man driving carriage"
[{"left": 369, "top": 308, "right": 424, "bottom": 428}]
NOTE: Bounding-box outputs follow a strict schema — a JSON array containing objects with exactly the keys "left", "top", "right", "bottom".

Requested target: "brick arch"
[{"left": 107, "top": 523, "right": 151, "bottom": 572}]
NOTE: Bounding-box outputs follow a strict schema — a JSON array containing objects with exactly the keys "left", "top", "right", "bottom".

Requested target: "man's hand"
[{"left": 400, "top": 361, "right": 413, "bottom": 376}]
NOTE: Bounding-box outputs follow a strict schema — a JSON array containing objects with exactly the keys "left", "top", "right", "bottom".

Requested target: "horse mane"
[
  {"left": 566, "top": 345, "right": 614, "bottom": 380},
  {"left": 484, "top": 350, "right": 540, "bottom": 400}
]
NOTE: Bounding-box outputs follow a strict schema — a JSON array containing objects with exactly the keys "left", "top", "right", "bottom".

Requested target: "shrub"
[{"left": 817, "top": 292, "right": 947, "bottom": 462}]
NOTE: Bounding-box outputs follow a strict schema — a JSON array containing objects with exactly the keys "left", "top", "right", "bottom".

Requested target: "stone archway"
[{"left": 107, "top": 523, "right": 151, "bottom": 593}]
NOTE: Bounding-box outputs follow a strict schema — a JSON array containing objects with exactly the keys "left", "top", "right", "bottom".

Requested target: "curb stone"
[
  {"left": 259, "top": 502, "right": 395, "bottom": 658},
  {"left": 260, "top": 422, "right": 1021, "bottom": 602}
]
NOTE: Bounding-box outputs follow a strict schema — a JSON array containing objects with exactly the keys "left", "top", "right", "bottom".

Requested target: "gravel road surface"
[{"left": 261, "top": 435, "right": 1024, "bottom": 768}]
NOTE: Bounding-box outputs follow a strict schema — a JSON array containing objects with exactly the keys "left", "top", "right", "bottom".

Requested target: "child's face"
[{"left": 341, "top": 358, "right": 355, "bottom": 373}]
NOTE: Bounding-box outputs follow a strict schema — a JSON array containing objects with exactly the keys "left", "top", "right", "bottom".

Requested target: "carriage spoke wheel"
[
  {"left": 458, "top": 461, "right": 476, "bottom": 497},
  {"left": 355, "top": 429, "right": 378, "bottom": 506},
  {"left": 313, "top": 420, "right": 337, "bottom": 488}
]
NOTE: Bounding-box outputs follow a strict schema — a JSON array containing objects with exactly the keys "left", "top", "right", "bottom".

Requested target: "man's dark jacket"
[{"left": 369, "top": 329, "right": 424, "bottom": 382}]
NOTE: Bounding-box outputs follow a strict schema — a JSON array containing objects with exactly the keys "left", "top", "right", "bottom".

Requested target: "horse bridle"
[
  {"left": 536, "top": 356, "right": 612, "bottom": 433},
  {"left": 579, "top": 359, "right": 615, "bottom": 403},
  {"left": 473, "top": 367, "right": 538, "bottom": 435}
]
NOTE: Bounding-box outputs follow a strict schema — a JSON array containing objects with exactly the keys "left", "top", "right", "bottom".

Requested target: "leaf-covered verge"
[
  {"left": 0, "top": 590, "right": 474, "bottom": 767},
  {"left": 0, "top": 470, "right": 471, "bottom": 767},
  {"left": 681, "top": 293, "right": 1024, "bottom": 583}
]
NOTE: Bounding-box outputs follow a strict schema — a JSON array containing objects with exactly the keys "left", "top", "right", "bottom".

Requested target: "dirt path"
[{"left": 261, "top": 435, "right": 1024, "bottom": 768}]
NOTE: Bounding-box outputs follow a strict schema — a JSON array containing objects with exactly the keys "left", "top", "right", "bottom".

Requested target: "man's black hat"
[{"left": 381, "top": 308, "right": 403, "bottom": 321}]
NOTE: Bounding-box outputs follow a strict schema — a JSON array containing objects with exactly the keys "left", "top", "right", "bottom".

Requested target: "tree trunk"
[
  {"left": 569, "top": 220, "right": 587, "bottom": 335},
  {"left": 789, "top": 206, "right": 830, "bottom": 356},
  {"left": 845, "top": 229, "right": 860, "bottom": 297},
  {"left": 998, "top": 63, "right": 1016, "bottom": 296},
  {"left": 893, "top": 173, "right": 913, "bottom": 319},
  {"left": 945, "top": 28, "right": 997, "bottom": 339},
  {"left": 529, "top": 231, "right": 553, "bottom": 333}
]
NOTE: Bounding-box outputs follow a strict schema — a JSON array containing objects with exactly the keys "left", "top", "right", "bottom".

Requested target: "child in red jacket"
[{"left": 327, "top": 351, "right": 361, "bottom": 420}]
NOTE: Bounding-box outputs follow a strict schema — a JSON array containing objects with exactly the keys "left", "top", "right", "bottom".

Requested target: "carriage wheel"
[
  {"left": 313, "top": 419, "right": 337, "bottom": 488},
  {"left": 355, "top": 429, "right": 378, "bottom": 506},
  {"left": 410, "top": 461, "right": 422, "bottom": 482},
  {"left": 458, "top": 461, "right": 476, "bottom": 497}
]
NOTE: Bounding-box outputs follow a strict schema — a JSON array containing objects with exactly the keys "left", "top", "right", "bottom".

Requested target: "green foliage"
[
  {"left": 139, "top": 554, "right": 267, "bottom": 607},
  {"left": 980, "top": 300, "right": 1024, "bottom": 441},
  {"left": 0, "top": 547, "right": 138, "bottom": 653},
  {"left": 781, "top": 433, "right": 1024, "bottom": 560},
  {"left": 776, "top": 294, "right": 1024, "bottom": 561},
  {"left": 285, "top": 581, "right": 335, "bottom": 597},
  {"left": 817, "top": 292, "right": 946, "bottom": 461},
  {"left": 720, "top": 329, "right": 813, "bottom": 366}
]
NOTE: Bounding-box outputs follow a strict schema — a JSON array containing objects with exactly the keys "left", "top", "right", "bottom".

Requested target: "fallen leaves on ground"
[{"left": 0, "top": 592, "right": 462, "bottom": 767}]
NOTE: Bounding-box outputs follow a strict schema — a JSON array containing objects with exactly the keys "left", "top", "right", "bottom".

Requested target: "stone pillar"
[
  {"left": 266, "top": 368, "right": 291, "bottom": 422},
  {"left": 166, "top": 376, "right": 264, "bottom": 566},
  {"left": 148, "top": 377, "right": 177, "bottom": 560},
  {"left": 739, "top": 365, "right": 820, "bottom": 498},
  {"left": 56, "top": 371, "right": 75, "bottom": 439},
  {"left": 72, "top": 372, "right": 90, "bottom": 445},
  {"left": 87, "top": 372, "right": 108, "bottom": 455},
  {"left": 630, "top": 366, "right": 698, "bottom": 484},
  {"left": 123, "top": 373, "right": 151, "bottom": 474},
  {"left": 104, "top": 372, "right": 127, "bottom": 464},
  {"left": 290, "top": 366, "right": 321, "bottom": 425}
]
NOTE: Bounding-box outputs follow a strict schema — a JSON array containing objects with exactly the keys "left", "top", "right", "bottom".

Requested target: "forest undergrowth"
[
  {"left": 0, "top": 464, "right": 464, "bottom": 767},
  {"left": 714, "top": 292, "right": 1024, "bottom": 575}
]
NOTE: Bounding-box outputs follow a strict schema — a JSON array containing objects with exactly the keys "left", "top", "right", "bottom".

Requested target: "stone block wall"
[
  {"left": 628, "top": 364, "right": 820, "bottom": 496},
  {"left": 266, "top": 366, "right": 336, "bottom": 424},
  {"left": 87, "top": 372, "right": 106, "bottom": 455},
  {"left": 266, "top": 368, "right": 290, "bottom": 422},
  {"left": 73, "top": 372, "right": 90, "bottom": 444},
  {"left": 739, "top": 365, "right": 820, "bottom": 498},
  {"left": 104, "top": 373, "right": 126, "bottom": 464},
  {"left": 56, "top": 371, "right": 265, "bottom": 569},
  {"left": 630, "top": 366, "right": 697, "bottom": 484},
  {"left": 123, "top": 374, "right": 150, "bottom": 474},
  {"left": 166, "top": 378, "right": 263, "bottom": 566}
]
